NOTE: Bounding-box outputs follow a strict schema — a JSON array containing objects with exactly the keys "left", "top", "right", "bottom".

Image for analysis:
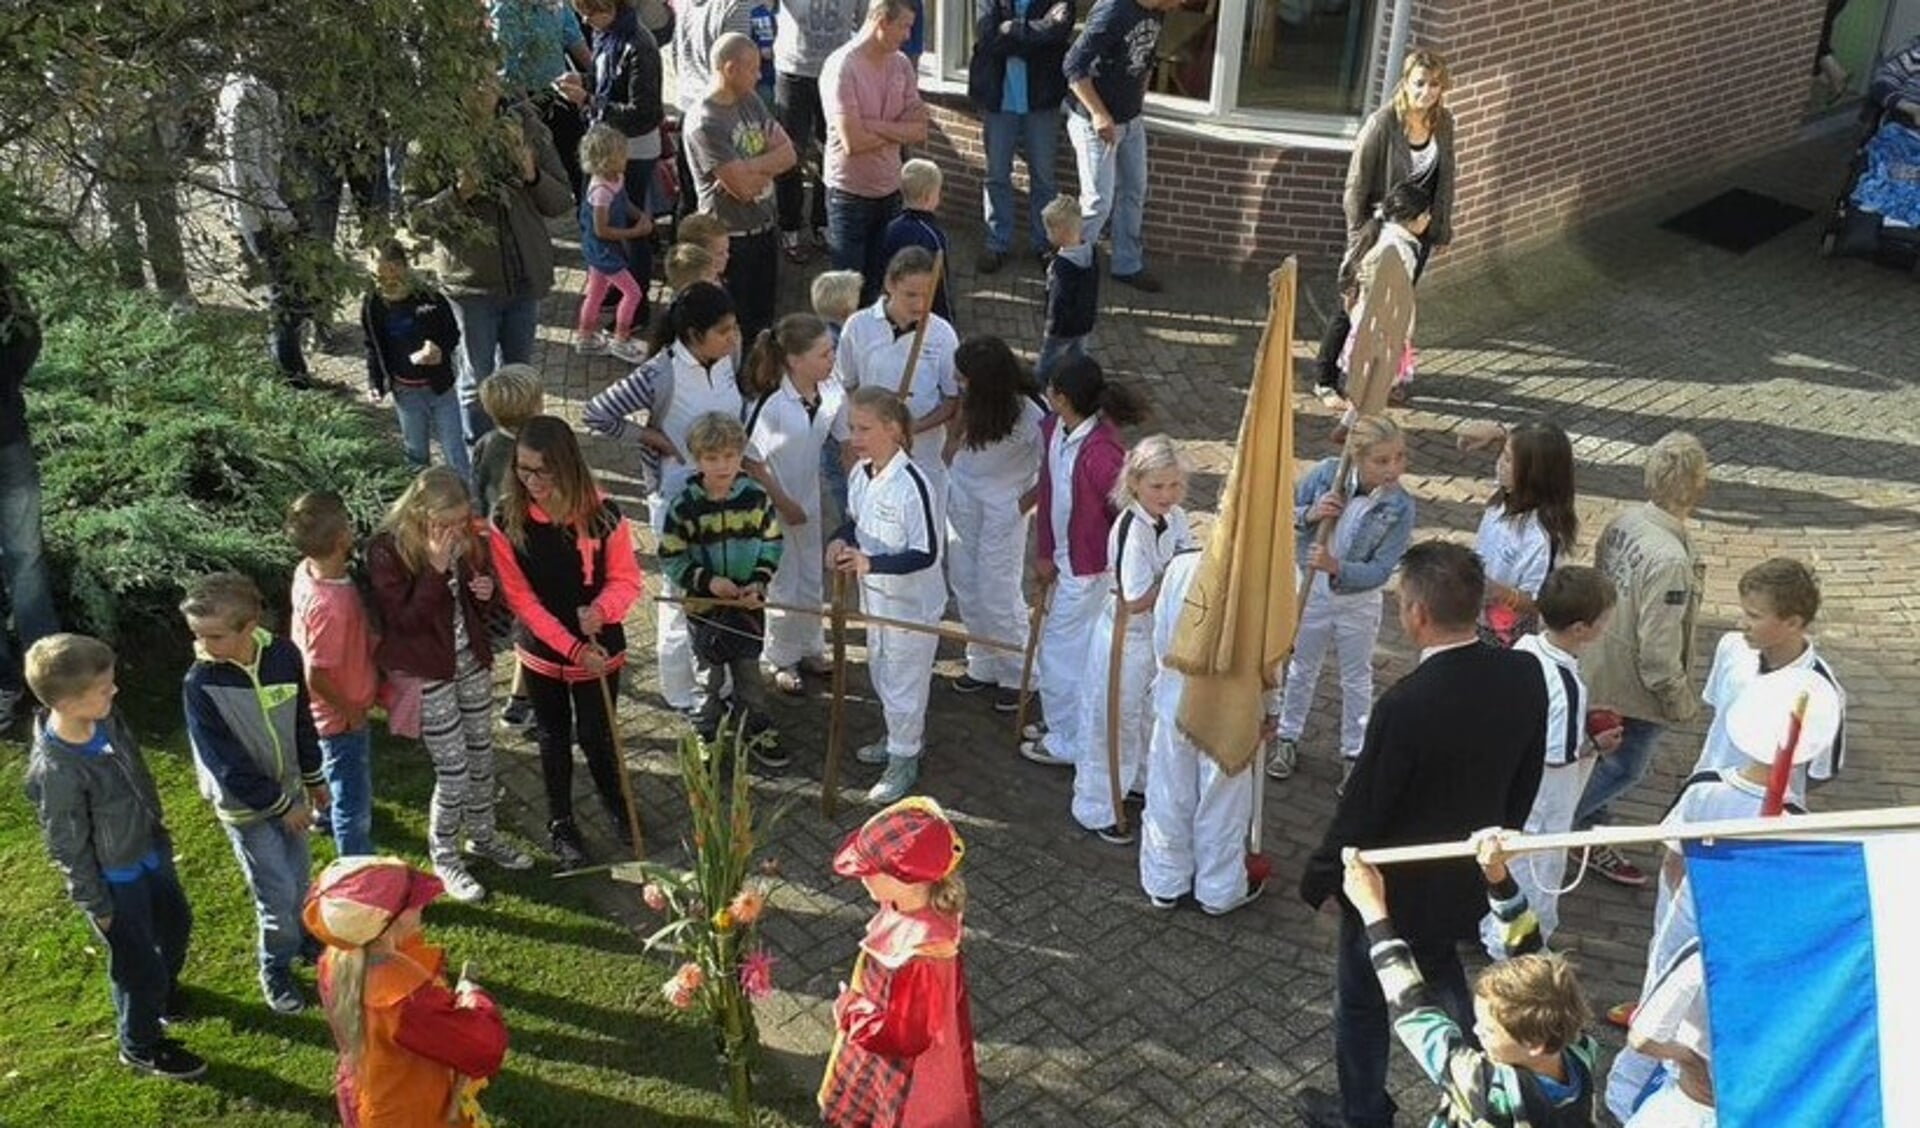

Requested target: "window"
[{"left": 1236, "top": 0, "right": 1380, "bottom": 115}]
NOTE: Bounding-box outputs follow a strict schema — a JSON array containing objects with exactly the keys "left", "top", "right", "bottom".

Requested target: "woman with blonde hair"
[{"left": 368, "top": 467, "right": 534, "bottom": 903}]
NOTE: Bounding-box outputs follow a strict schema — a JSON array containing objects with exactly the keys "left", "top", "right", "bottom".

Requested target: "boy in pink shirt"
[{"left": 285, "top": 493, "right": 381, "bottom": 856}]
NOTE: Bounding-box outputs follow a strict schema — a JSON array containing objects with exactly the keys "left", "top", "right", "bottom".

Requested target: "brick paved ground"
[{"left": 295, "top": 118, "right": 1917, "bottom": 1124}]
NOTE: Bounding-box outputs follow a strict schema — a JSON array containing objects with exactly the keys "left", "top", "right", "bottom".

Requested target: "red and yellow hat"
[
  {"left": 302, "top": 856, "right": 444, "bottom": 949},
  {"left": 832, "top": 797, "right": 965, "bottom": 885}
]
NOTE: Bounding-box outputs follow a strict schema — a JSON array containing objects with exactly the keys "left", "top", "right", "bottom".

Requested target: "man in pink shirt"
[{"left": 820, "top": 0, "right": 927, "bottom": 301}]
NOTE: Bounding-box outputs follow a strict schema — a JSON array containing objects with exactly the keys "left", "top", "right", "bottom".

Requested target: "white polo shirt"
[
  {"left": 950, "top": 397, "right": 1046, "bottom": 501},
  {"left": 848, "top": 448, "right": 945, "bottom": 619},
  {"left": 1475, "top": 502, "right": 1553, "bottom": 596},
  {"left": 1692, "top": 631, "right": 1846, "bottom": 787},
  {"left": 745, "top": 374, "right": 845, "bottom": 518}
]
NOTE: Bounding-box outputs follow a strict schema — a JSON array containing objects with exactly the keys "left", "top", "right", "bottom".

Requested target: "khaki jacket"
[{"left": 1578, "top": 503, "right": 1704, "bottom": 724}]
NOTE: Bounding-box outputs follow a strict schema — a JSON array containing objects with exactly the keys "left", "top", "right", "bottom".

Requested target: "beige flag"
[{"left": 1165, "top": 260, "right": 1300, "bottom": 775}]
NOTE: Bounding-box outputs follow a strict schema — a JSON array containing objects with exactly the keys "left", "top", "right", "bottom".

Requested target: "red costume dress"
[{"left": 819, "top": 905, "right": 983, "bottom": 1128}]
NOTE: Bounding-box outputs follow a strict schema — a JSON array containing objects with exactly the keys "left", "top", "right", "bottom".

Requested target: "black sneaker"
[
  {"left": 748, "top": 734, "right": 792, "bottom": 770},
  {"left": 992, "top": 688, "right": 1022, "bottom": 714},
  {"left": 121, "top": 1037, "right": 208, "bottom": 1081},
  {"left": 952, "top": 674, "right": 994, "bottom": 695},
  {"left": 549, "top": 819, "right": 589, "bottom": 870},
  {"left": 500, "top": 696, "right": 535, "bottom": 731},
  {"left": 283, "top": 371, "right": 318, "bottom": 391},
  {"left": 1112, "top": 270, "right": 1163, "bottom": 293}
]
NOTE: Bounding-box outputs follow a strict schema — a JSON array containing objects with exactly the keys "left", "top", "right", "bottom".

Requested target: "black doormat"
[{"left": 1659, "top": 188, "right": 1815, "bottom": 254}]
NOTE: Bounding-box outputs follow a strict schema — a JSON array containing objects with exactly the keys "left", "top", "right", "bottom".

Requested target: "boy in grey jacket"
[{"left": 24, "top": 634, "right": 205, "bottom": 1080}]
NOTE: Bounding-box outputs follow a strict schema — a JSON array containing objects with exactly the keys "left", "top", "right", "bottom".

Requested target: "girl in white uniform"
[
  {"left": 833, "top": 247, "right": 960, "bottom": 502},
  {"left": 1018, "top": 357, "right": 1147, "bottom": 769},
  {"left": 1459, "top": 418, "right": 1578, "bottom": 646},
  {"left": 1137, "top": 545, "right": 1262, "bottom": 914},
  {"left": 1267, "top": 416, "right": 1414, "bottom": 783},
  {"left": 583, "top": 282, "right": 745, "bottom": 711},
  {"left": 742, "top": 314, "right": 846, "bottom": 694},
  {"left": 829, "top": 387, "right": 946, "bottom": 806},
  {"left": 1072, "top": 435, "right": 1192, "bottom": 843},
  {"left": 944, "top": 337, "right": 1046, "bottom": 710}
]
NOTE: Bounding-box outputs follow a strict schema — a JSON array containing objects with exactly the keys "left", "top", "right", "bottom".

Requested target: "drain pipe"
[{"left": 1379, "top": 0, "right": 1415, "bottom": 105}]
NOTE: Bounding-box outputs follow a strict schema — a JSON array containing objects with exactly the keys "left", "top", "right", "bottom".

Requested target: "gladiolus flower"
[
  {"left": 727, "top": 884, "right": 767, "bottom": 926},
  {"left": 712, "top": 908, "right": 735, "bottom": 932},
  {"left": 739, "top": 948, "right": 776, "bottom": 1001},
  {"left": 662, "top": 962, "right": 705, "bottom": 1010},
  {"left": 642, "top": 883, "right": 668, "bottom": 912}
]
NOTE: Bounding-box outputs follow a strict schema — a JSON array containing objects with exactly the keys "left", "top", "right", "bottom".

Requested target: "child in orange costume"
[
  {"left": 304, "top": 856, "right": 508, "bottom": 1128},
  {"left": 820, "top": 797, "right": 983, "bottom": 1128}
]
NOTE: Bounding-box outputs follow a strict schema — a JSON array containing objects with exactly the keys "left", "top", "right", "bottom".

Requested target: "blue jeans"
[
  {"left": 92, "top": 854, "right": 192, "bottom": 1055},
  {"left": 826, "top": 188, "right": 902, "bottom": 304},
  {"left": 319, "top": 725, "right": 375, "bottom": 857},
  {"left": 982, "top": 109, "right": 1060, "bottom": 254},
  {"left": 239, "top": 227, "right": 312, "bottom": 377},
  {"left": 222, "top": 816, "right": 313, "bottom": 980},
  {"left": 392, "top": 386, "right": 474, "bottom": 485},
  {"left": 0, "top": 439, "right": 60, "bottom": 693},
  {"left": 450, "top": 294, "right": 540, "bottom": 444},
  {"left": 1334, "top": 908, "right": 1474, "bottom": 1128},
  {"left": 1574, "top": 716, "right": 1665, "bottom": 829},
  {"left": 1067, "top": 111, "right": 1149, "bottom": 276},
  {"left": 1035, "top": 334, "right": 1087, "bottom": 385}
]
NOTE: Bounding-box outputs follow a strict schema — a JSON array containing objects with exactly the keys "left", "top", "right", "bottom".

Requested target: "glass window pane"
[
  {"left": 1152, "top": 2, "right": 1218, "bottom": 102},
  {"left": 1237, "top": 0, "right": 1378, "bottom": 115}
]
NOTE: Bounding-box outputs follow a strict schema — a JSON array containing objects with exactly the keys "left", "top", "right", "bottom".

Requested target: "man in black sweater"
[
  {"left": 0, "top": 260, "right": 61, "bottom": 721},
  {"left": 1297, "top": 540, "right": 1548, "bottom": 1128}
]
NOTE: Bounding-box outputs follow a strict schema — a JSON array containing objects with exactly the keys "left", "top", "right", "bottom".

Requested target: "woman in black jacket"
[
  {"left": 575, "top": 0, "right": 665, "bottom": 309},
  {"left": 967, "top": 0, "right": 1077, "bottom": 273}
]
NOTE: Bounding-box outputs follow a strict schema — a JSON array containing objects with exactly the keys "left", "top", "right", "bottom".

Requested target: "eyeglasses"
[{"left": 515, "top": 463, "right": 554, "bottom": 481}]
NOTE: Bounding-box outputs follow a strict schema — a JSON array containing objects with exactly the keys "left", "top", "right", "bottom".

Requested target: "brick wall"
[{"left": 1419, "top": 0, "right": 1827, "bottom": 267}]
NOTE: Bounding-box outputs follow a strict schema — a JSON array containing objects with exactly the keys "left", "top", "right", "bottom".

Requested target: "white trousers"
[
  {"left": 864, "top": 578, "right": 942, "bottom": 759},
  {"left": 1071, "top": 605, "right": 1155, "bottom": 830},
  {"left": 1276, "top": 584, "right": 1382, "bottom": 758},
  {"left": 1625, "top": 1076, "right": 1715, "bottom": 1128},
  {"left": 947, "top": 486, "right": 1030, "bottom": 686},
  {"left": 1037, "top": 571, "right": 1104, "bottom": 762},
  {"left": 1139, "top": 681, "right": 1254, "bottom": 909},
  {"left": 909, "top": 424, "right": 949, "bottom": 509},
  {"left": 763, "top": 503, "right": 825, "bottom": 669},
  {"left": 650, "top": 494, "right": 699, "bottom": 711},
  {"left": 1480, "top": 757, "right": 1595, "bottom": 957}
]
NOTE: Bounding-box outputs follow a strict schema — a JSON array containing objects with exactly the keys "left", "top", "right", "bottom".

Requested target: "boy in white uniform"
[
  {"left": 1612, "top": 940, "right": 1716, "bottom": 1127},
  {"left": 1479, "top": 565, "right": 1620, "bottom": 955},
  {"left": 833, "top": 246, "right": 959, "bottom": 501}
]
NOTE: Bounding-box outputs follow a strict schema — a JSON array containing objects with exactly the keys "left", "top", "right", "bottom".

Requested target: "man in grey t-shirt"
[{"left": 685, "top": 33, "right": 796, "bottom": 344}]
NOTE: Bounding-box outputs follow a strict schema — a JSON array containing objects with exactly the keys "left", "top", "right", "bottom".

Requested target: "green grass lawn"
[{"left": 0, "top": 654, "right": 814, "bottom": 1127}]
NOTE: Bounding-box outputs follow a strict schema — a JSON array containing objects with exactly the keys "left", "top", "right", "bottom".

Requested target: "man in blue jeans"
[
  {"left": 821, "top": 0, "right": 927, "bottom": 302},
  {"left": 0, "top": 260, "right": 63, "bottom": 721},
  {"left": 1063, "top": 0, "right": 1182, "bottom": 294},
  {"left": 968, "top": 0, "right": 1076, "bottom": 273}
]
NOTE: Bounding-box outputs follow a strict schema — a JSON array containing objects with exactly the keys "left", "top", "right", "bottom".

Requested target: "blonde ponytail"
[{"left": 323, "top": 948, "right": 372, "bottom": 1079}]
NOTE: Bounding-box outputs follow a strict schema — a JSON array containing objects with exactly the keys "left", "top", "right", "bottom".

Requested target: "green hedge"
[{"left": 9, "top": 231, "right": 409, "bottom": 640}]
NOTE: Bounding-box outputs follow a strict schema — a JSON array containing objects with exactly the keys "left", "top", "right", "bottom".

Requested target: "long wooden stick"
[
  {"left": 1351, "top": 806, "right": 1920, "bottom": 867},
  {"left": 1014, "top": 577, "right": 1054, "bottom": 739},
  {"left": 598, "top": 672, "right": 646, "bottom": 860},
  {"left": 822, "top": 572, "right": 850, "bottom": 818},
  {"left": 893, "top": 250, "right": 945, "bottom": 398},
  {"left": 1105, "top": 597, "right": 1130, "bottom": 834},
  {"left": 654, "top": 593, "right": 1023, "bottom": 653}
]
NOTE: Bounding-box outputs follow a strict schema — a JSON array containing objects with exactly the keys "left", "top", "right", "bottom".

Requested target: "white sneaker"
[
  {"left": 772, "top": 666, "right": 805, "bottom": 695},
  {"left": 866, "top": 755, "right": 920, "bottom": 804},
  {"left": 435, "top": 863, "right": 488, "bottom": 904},
  {"left": 1020, "top": 721, "right": 1049, "bottom": 742},
  {"left": 607, "top": 337, "right": 649, "bottom": 363},
  {"left": 575, "top": 331, "right": 609, "bottom": 356},
  {"left": 855, "top": 740, "right": 892, "bottom": 765},
  {"left": 466, "top": 836, "right": 535, "bottom": 871},
  {"left": 1018, "top": 739, "right": 1072, "bottom": 767},
  {"left": 1265, "top": 737, "right": 1298, "bottom": 780},
  {"left": 1202, "top": 878, "right": 1266, "bottom": 917}
]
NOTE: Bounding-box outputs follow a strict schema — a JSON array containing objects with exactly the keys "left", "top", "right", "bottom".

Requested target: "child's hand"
[
  {"left": 579, "top": 644, "right": 610, "bottom": 676},
  {"left": 1306, "top": 544, "right": 1339, "bottom": 576},
  {"left": 283, "top": 800, "right": 313, "bottom": 837},
  {"left": 737, "top": 584, "right": 765, "bottom": 608},
  {"left": 1034, "top": 556, "right": 1058, "bottom": 584},
  {"left": 709, "top": 577, "right": 743, "bottom": 600},
  {"left": 427, "top": 523, "right": 463, "bottom": 573},
  {"left": 577, "top": 605, "right": 606, "bottom": 636},
  {"left": 1471, "top": 827, "right": 1514, "bottom": 884},
  {"left": 777, "top": 498, "right": 807, "bottom": 527},
  {"left": 468, "top": 573, "right": 495, "bottom": 602},
  {"left": 1592, "top": 726, "right": 1624, "bottom": 755},
  {"left": 1307, "top": 493, "right": 1344, "bottom": 522},
  {"left": 410, "top": 341, "right": 443, "bottom": 368},
  {"left": 825, "top": 539, "right": 847, "bottom": 565},
  {"left": 1340, "top": 852, "right": 1390, "bottom": 923},
  {"left": 836, "top": 550, "right": 872, "bottom": 576}
]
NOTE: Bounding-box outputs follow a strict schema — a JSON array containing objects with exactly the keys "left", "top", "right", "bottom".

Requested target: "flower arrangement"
[{"left": 623, "top": 724, "right": 789, "bottom": 1125}]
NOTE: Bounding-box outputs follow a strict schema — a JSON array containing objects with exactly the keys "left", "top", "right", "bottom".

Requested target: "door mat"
[{"left": 1659, "top": 188, "right": 1815, "bottom": 254}]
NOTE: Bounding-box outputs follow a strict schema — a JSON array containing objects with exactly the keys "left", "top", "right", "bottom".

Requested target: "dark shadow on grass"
[
  {"left": 186, "top": 987, "right": 337, "bottom": 1052},
  {"left": 483, "top": 1070, "right": 735, "bottom": 1128},
  {"left": 196, "top": 1058, "right": 339, "bottom": 1121}
]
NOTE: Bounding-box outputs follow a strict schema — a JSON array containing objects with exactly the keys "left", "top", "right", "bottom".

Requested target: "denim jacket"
[{"left": 1293, "top": 456, "right": 1415, "bottom": 595}]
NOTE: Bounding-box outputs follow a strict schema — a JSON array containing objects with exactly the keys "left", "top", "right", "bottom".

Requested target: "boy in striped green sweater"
[{"left": 661, "top": 412, "right": 786, "bottom": 762}]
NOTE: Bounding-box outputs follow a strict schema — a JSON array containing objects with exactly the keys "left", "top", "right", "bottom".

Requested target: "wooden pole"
[
  {"left": 1013, "top": 577, "right": 1054, "bottom": 739},
  {"left": 1105, "top": 597, "right": 1130, "bottom": 834},
  {"left": 654, "top": 593, "right": 1023, "bottom": 653},
  {"left": 822, "top": 571, "right": 850, "bottom": 818},
  {"left": 893, "top": 250, "right": 944, "bottom": 399},
  {"left": 1350, "top": 806, "right": 1920, "bottom": 867},
  {"left": 598, "top": 672, "right": 646, "bottom": 860}
]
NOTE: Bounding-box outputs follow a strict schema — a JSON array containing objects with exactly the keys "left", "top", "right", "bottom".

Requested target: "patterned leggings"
[{"left": 419, "top": 652, "right": 497, "bottom": 869}]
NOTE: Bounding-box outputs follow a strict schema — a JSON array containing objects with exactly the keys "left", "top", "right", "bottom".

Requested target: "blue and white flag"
[{"left": 1687, "top": 835, "right": 1920, "bottom": 1128}]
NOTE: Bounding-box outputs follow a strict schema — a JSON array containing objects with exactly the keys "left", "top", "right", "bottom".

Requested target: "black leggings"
[{"left": 526, "top": 667, "right": 626, "bottom": 825}]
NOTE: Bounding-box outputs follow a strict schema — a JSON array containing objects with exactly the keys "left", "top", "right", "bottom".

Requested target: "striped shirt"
[
  {"left": 582, "top": 342, "right": 745, "bottom": 499},
  {"left": 1513, "top": 633, "right": 1589, "bottom": 768},
  {"left": 659, "top": 475, "right": 783, "bottom": 596}
]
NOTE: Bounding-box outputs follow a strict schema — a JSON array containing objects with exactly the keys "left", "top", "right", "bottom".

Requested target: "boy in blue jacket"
[{"left": 179, "top": 572, "right": 329, "bottom": 1015}]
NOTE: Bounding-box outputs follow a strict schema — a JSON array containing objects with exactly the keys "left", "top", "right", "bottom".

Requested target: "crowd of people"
[{"left": 8, "top": 1, "right": 1865, "bottom": 1126}]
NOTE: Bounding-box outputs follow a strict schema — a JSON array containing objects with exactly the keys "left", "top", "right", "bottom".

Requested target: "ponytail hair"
[
  {"left": 848, "top": 385, "right": 914, "bottom": 456},
  {"left": 1345, "top": 182, "right": 1433, "bottom": 290},
  {"left": 1048, "top": 355, "right": 1147, "bottom": 428},
  {"left": 742, "top": 314, "right": 831, "bottom": 399},
  {"left": 646, "top": 280, "right": 736, "bottom": 358},
  {"left": 929, "top": 872, "right": 967, "bottom": 918},
  {"left": 322, "top": 948, "right": 371, "bottom": 1081}
]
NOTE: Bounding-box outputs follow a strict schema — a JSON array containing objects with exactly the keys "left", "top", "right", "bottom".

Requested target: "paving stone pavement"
[{"left": 292, "top": 119, "right": 1917, "bottom": 1125}]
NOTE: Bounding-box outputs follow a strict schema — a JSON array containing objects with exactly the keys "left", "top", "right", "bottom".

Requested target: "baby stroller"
[{"left": 1818, "top": 37, "right": 1920, "bottom": 274}]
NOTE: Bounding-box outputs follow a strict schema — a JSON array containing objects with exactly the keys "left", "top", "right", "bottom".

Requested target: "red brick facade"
[{"left": 922, "top": 0, "right": 1827, "bottom": 273}]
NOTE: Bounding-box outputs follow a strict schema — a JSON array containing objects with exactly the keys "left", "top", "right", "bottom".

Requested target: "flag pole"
[
  {"left": 1350, "top": 806, "right": 1920, "bottom": 867},
  {"left": 1760, "top": 690, "right": 1811, "bottom": 817}
]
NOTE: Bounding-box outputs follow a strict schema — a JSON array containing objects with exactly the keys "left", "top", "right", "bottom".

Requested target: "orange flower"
[
  {"left": 712, "top": 908, "right": 735, "bottom": 932},
  {"left": 727, "top": 885, "right": 767, "bottom": 926}
]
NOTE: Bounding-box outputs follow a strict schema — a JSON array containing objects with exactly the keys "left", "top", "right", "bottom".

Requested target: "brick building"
[{"left": 908, "top": 0, "right": 1832, "bottom": 271}]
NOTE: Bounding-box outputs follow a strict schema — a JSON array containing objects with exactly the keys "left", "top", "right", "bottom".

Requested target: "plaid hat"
[
  {"left": 832, "top": 797, "right": 965, "bottom": 885},
  {"left": 306, "top": 856, "right": 444, "bottom": 949},
  {"left": 1727, "top": 667, "right": 1841, "bottom": 766}
]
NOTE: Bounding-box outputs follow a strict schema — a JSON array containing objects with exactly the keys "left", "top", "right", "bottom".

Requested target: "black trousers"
[
  {"left": 773, "top": 71, "right": 829, "bottom": 234},
  {"left": 526, "top": 667, "right": 626, "bottom": 826},
  {"left": 725, "top": 228, "right": 779, "bottom": 347}
]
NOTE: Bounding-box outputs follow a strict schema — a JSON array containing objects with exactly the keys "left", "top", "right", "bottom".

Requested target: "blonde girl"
[
  {"left": 367, "top": 467, "right": 533, "bottom": 904},
  {"left": 1267, "top": 416, "right": 1415, "bottom": 787},
  {"left": 827, "top": 387, "right": 945, "bottom": 806},
  {"left": 1071, "top": 434, "right": 1193, "bottom": 844},
  {"left": 742, "top": 314, "right": 845, "bottom": 694},
  {"left": 575, "top": 122, "right": 652, "bottom": 362}
]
